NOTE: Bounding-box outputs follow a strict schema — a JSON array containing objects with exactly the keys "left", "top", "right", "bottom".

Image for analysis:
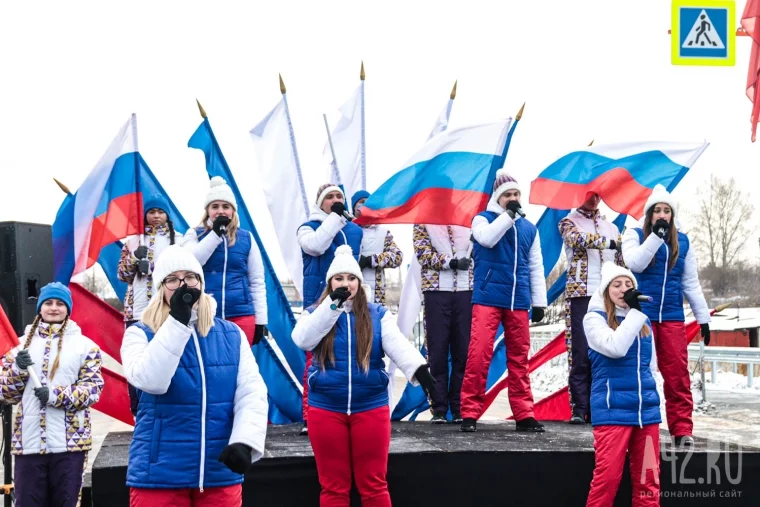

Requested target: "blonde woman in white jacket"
[{"left": 0, "top": 282, "right": 104, "bottom": 507}]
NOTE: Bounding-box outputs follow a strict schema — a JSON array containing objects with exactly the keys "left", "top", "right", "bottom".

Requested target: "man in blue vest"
[
  {"left": 296, "top": 182, "right": 363, "bottom": 434},
  {"left": 460, "top": 170, "right": 547, "bottom": 433}
]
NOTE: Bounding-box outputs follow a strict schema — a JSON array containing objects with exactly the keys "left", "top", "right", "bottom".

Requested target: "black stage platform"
[{"left": 91, "top": 421, "right": 760, "bottom": 506}]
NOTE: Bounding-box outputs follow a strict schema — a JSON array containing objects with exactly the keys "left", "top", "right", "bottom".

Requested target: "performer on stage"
[
  {"left": 292, "top": 245, "right": 435, "bottom": 507},
  {"left": 122, "top": 245, "right": 268, "bottom": 507},
  {"left": 181, "top": 176, "right": 268, "bottom": 347},
  {"left": 621, "top": 184, "right": 710, "bottom": 447},
  {"left": 117, "top": 193, "right": 177, "bottom": 416},
  {"left": 297, "top": 183, "right": 363, "bottom": 435},
  {"left": 351, "top": 189, "right": 403, "bottom": 306},
  {"left": 0, "top": 282, "right": 104, "bottom": 507},
  {"left": 413, "top": 218, "right": 472, "bottom": 424},
  {"left": 558, "top": 192, "right": 623, "bottom": 424},
  {"left": 584, "top": 262, "right": 661, "bottom": 507},
  {"left": 459, "top": 171, "right": 546, "bottom": 433}
]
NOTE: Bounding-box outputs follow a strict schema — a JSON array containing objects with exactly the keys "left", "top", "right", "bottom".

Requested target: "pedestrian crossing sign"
[{"left": 671, "top": 0, "right": 736, "bottom": 66}]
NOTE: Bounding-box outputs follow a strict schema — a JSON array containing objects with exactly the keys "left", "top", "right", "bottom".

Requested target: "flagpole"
[
  {"left": 446, "top": 80, "right": 456, "bottom": 121},
  {"left": 280, "top": 74, "right": 310, "bottom": 217},
  {"left": 323, "top": 113, "right": 341, "bottom": 184},
  {"left": 359, "top": 61, "right": 366, "bottom": 190},
  {"left": 130, "top": 113, "right": 144, "bottom": 247}
]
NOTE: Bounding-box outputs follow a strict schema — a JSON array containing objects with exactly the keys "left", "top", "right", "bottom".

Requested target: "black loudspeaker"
[{"left": 0, "top": 222, "right": 54, "bottom": 336}]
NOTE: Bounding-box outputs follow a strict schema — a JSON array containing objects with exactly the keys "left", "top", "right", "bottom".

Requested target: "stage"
[{"left": 91, "top": 421, "right": 760, "bottom": 506}]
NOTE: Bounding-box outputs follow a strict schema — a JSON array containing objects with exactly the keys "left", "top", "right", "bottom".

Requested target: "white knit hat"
[
  {"left": 316, "top": 183, "right": 345, "bottom": 210},
  {"left": 492, "top": 169, "right": 520, "bottom": 200},
  {"left": 642, "top": 184, "right": 677, "bottom": 219},
  {"left": 598, "top": 261, "right": 637, "bottom": 296},
  {"left": 152, "top": 245, "right": 205, "bottom": 288},
  {"left": 204, "top": 176, "right": 237, "bottom": 211},
  {"left": 325, "top": 245, "right": 363, "bottom": 283}
]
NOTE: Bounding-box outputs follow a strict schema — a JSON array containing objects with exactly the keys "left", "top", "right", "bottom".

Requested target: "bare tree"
[{"left": 692, "top": 174, "right": 756, "bottom": 268}]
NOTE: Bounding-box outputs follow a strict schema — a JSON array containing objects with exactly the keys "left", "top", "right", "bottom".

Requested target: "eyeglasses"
[{"left": 163, "top": 274, "right": 201, "bottom": 290}]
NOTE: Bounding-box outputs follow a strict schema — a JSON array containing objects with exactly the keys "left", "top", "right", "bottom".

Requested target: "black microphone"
[
  {"left": 514, "top": 208, "right": 526, "bottom": 218},
  {"left": 219, "top": 225, "right": 227, "bottom": 233},
  {"left": 341, "top": 210, "right": 355, "bottom": 222},
  {"left": 182, "top": 292, "right": 194, "bottom": 304}
]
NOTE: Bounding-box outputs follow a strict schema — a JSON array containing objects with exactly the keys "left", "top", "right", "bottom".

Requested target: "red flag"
[
  {"left": 509, "top": 386, "right": 571, "bottom": 422},
  {"left": 99, "top": 367, "right": 134, "bottom": 426},
  {"left": 70, "top": 283, "right": 125, "bottom": 362},
  {"left": 742, "top": 0, "right": 760, "bottom": 142},
  {"left": 0, "top": 304, "right": 20, "bottom": 357}
]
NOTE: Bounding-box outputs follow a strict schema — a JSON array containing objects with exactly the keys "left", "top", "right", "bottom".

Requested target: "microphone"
[
  {"left": 219, "top": 225, "right": 227, "bottom": 233},
  {"left": 637, "top": 295, "right": 653, "bottom": 302},
  {"left": 341, "top": 210, "right": 355, "bottom": 222},
  {"left": 330, "top": 300, "right": 344, "bottom": 311},
  {"left": 514, "top": 208, "right": 526, "bottom": 218},
  {"left": 182, "top": 292, "right": 194, "bottom": 304}
]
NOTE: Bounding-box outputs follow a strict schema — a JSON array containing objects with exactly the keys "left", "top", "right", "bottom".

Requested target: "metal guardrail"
[{"left": 687, "top": 345, "right": 760, "bottom": 387}]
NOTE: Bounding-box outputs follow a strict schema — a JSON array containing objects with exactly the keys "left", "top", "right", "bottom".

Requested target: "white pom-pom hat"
[
  {"left": 598, "top": 261, "right": 637, "bottom": 297},
  {"left": 642, "top": 184, "right": 677, "bottom": 219},
  {"left": 325, "top": 245, "right": 363, "bottom": 283},
  {"left": 204, "top": 176, "right": 237, "bottom": 211}
]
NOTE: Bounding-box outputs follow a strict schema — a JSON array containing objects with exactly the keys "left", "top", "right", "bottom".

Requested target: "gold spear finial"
[
  {"left": 516, "top": 102, "right": 525, "bottom": 121},
  {"left": 715, "top": 302, "right": 733, "bottom": 312},
  {"left": 53, "top": 178, "right": 71, "bottom": 195},
  {"left": 450, "top": 80, "right": 457, "bottom": 100},
  {"left": 196, "top": 99, "right": 207, "bottom": 119},
  {"left": 360, "top": 61, "right": 365, "bottom": 81},
  {"left": 279, "top": 74, "right": 286, "bottom": 94},
  {"left": 588, "top": 140, "right": 594, "bottom": 146}
]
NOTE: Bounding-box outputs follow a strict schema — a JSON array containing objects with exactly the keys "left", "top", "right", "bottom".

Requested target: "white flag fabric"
[
  {"left": 427, "top": 99, "right": 453, "bottom": 140},
  {"left": 250, "top": 98, "right": 309, "bottom": 297},
  {"left": 324, "top": 83, "right": 365, "bottom": 206}
]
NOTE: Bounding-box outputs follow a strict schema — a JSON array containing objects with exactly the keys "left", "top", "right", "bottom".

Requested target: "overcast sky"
[{"left": 2, "top": 0, "right": 759, "bottom": 284}]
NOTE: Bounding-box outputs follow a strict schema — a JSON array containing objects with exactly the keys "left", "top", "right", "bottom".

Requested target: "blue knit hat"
[
  {"left": 36, "top": 282, "right": 73, "bottom": 314},
  {"left": 143, "top": 194, "right": 170, "bottom": 217},
  {"left": 351, "top": 190, "right": 370, "bottom": 214}
]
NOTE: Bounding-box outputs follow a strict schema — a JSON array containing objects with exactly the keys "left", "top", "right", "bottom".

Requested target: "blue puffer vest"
[
  {"left": 633, "top": 228, "right": 689, "bottom": 323},
  {"left": 306, "top": 303, "right": 389, "bottom": 414},
  {"left": 126, "top": 319, "right": 242, "bottom": 489},
  {"left": 301, "top": 220, "right": 362, "bottom": 308},
  {"left": 588, "top": 311, "right": 661, "bottom": 427},
  {"left": 472, "top": 212, "right": 536, "bottom": 310},
  {"left": 197, "top": 227, "right": 254, "bottom": 319}
]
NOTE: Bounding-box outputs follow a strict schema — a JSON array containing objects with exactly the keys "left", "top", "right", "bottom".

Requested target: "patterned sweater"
[
  {"left": 0, "top": 321, "right": 103, "bottom": 455},
  {"left": 359, "top": 226, "right": 403, "bottom": 305},
  {"left": 413, "top": 224, "right": 473, "bottom": 292}
]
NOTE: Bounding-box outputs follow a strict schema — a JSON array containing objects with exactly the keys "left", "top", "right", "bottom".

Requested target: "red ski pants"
[
  {"left": 587, "top": 424, "right": 660, "bottom": 507},
  {"left": 130, "top": 485, "right": 242, "bottom": 507},
  {"left": 308, "top": 405, "right": 391, "bottom": 507},
  {"left": 460, "top": 305, "right": 534, "bottom": 421},
  {"left": 652, "top": 321, "right": 693, "bottom": 437},
  {"left": 228, "top": 315, "right": 255, "bottom": 347}
]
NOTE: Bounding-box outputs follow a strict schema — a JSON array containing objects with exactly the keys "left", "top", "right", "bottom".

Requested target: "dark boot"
[
  {"left": 300, "top": 422, "right": 308, "bottom": 436},
  {"left": 460, "top": 418, "right": 477, "bottom": 432},
  {"left": 674, "top": 435, "right": 694, "bottom": 448},
  {"left": 516, "top": 417, "right": 545, "bottom": 433},
  {"left": 431, "top": 412, "right": 447, "bottom": 424},
  {"left": 568, "top": 411, "right": 586, "bottom": 425},
  {"left": 450, "top": 412, "right": 463, "bottom": 424}
]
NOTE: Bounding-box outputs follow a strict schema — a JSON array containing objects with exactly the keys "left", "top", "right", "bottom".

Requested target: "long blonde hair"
[
  {"left": 603, "top": 289, "right": 651, "bottom": 338},
  {"left": 23, "top": 314, "right": 71, "bottom": 380},
  {"left": 313, "top": 280, "right": 373, "bottom": 374},
  {"left": 141, "top": 284, "right": 216, "bottom": 337},
  {"left": 199, "top": 209, "right": 240, "bottom": 247}
]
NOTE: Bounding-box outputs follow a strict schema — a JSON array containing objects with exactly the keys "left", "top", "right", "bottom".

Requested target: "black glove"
[
  {"left": 449, "top": 257, "right": 471, "bottom": 271},
  {"left": 253, "top": 325, "right": 267, "bottom": 345},
  {"left": 608, "top": 240, "right": 622, "bottom": 252},
  {"left": 652, "top": 219, "right": 670, "bottom": 239},
  {"left": 330, "top": 201, "right": 346, "bottom": 217},
  {"left": 701, "top": 324, "right": 711, "bottom": 346},
  {"left": 329, "top": 287, "right": 351, "bottom": 308},
  {"left": 358, "top": 255, "right": 373, "bottom": 270},
  {"left": 218, "top": 443, "right": 253, "bottom": 474},
  {"left": 531, "top": 307, "right": 545, "bottom": 323},
  {"left": 414, "top": 365, "right": 436, "bottom": 398},
  {"left": 34, "top": 387, "right": 49, "bottom": 406},
  {"left": 134, "top": 246, "right": 149, "bottom": 260},
  {"left": 623, "top": 288, "right": 643, "bottom": 312},
  {"left": 137, "top": 259, "right": 151, "bottom": 276},
  {"left": 169, "top": 286, "right": 202, "bottom": 325},
  {"left": 506, "top": 200, "right": 522, "bottom": 217},
  {"left": 212, "top": 216, "right": 231, "bottom": 237},
  {"left": 15, "top": 350, "right": 33, "bottom": 370}
]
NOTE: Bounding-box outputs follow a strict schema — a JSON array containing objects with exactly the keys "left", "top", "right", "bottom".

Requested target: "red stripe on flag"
[
  {"left": 99, "top": 366, "right": 134, "bottom": 426},
  {"left": 85, "top": 193, "right": 143, "bottom": 270},
  {"left": 0, "top": 304, "right": 20, "bottom": 358},
  {"left": 354, "top": 188, "right": 488, "bottom": 228},
  {"left": 529, "top": 168, "right": 653, "bottom": 217},
  {"left": 70, "top": 283, "right": 125, "bottom": 363}
]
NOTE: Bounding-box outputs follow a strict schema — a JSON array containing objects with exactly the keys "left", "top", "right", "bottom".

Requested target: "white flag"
[
  {"left": 250, "top": 98, "right": 308, "bottom": 298},
  {"left": 324, "top": 83, "right": 365, "bottom": 206}
]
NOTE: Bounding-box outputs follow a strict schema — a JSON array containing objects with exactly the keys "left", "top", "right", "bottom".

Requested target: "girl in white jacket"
[{"left": 0, "top": 282, "right": 104, "bottom": 507}]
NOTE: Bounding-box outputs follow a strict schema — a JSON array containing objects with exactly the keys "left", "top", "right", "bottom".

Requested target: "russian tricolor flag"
[
  {"left": 354, "top": 119, "right": 512, "bottom": 228},
  {"left": 529, "top": 141, "right": 709, "bottom": 218},
  {"left": 53, "top": 115, "right": 145, "bottom": 283}
]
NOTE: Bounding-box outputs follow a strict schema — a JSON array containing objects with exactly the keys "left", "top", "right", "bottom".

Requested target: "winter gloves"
[
  {"left": 253, "top": 325, "right": 267, "bottom": 345},
  {"left": 623, "top": 288, "right": 643, "bottom": 312},
  {"left": 608, "top": 240, "right": 621, "bottom": 252},
  {"left": 134, "top": 246, "right": 149, "bottom": 260},
  {"left": 212, "top": 216, "right": 231, "bottom": 237},
  {"left": 34, "top": 387, "right": 49, "bottom": 406},
  {"left": 701, "top": 324, "right": 711, "bottom": 346},
  {"left": 505, "top": 200, "right": 522, "bottom": 219},
  {"left": 134, "top": 246, "right": 151, "bottom": 276},
  {"left": 449, "top": 257, "right": 471, "bottom": 271},
  {"left": 169, "top": 286, "right": 202, "bottom": 326},
  {"left": 652, "top": 219, "right": 670, "bottom": 239},
  {"left": 358, "top": 255, "right": 373, "bottom": 270},
  {"left": 531, "top": 308, "right": 545, "bottom": 323},
  {"left": 414, "top": 364, "right": 437, "bottom": 398},
  {"left": 330, "top": 202, "right": 346, "bottom": 217},
  {"left": 15, "top": 350, "right": 33, "bottom": 370},
  {"left": 329, "top": 287, "right": 351, "bottom": 308},
  {"left": 218, "top": 443, "right": 253, "bottom": 474}
]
